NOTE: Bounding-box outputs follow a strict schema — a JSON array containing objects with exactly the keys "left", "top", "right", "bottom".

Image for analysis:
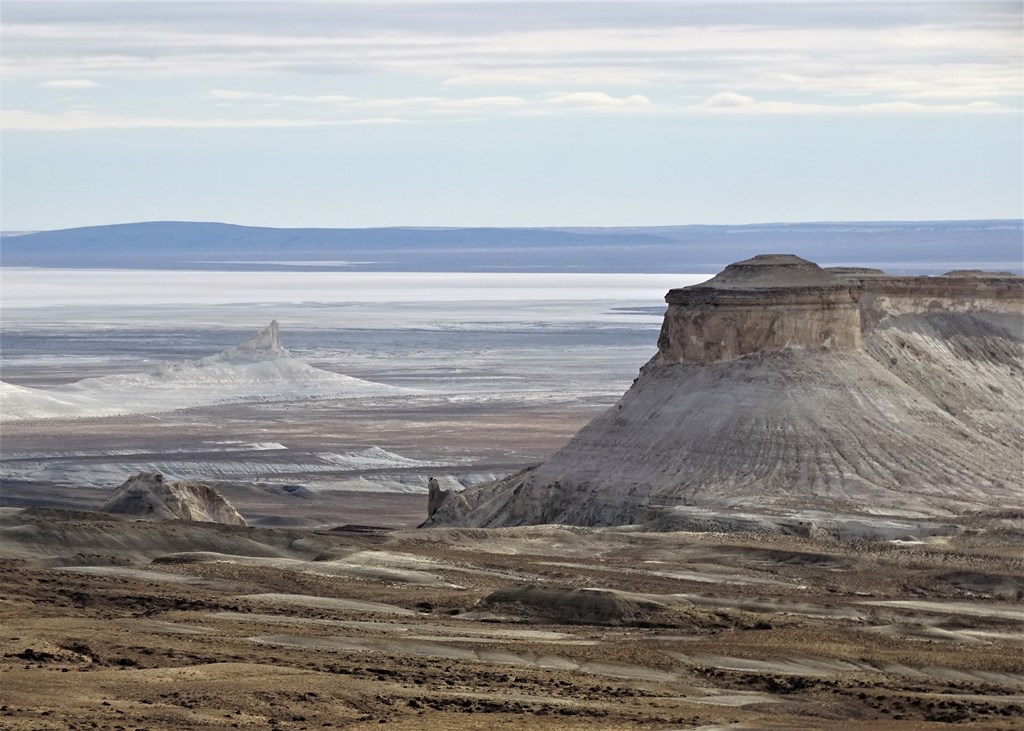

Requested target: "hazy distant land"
[{"left": 3, "top": 219, "right": 1021, "bottom": 274}]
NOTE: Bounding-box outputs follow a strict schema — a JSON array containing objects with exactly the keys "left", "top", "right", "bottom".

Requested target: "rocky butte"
[
  {"left": 425, "top": 255, "right": 1024, "bottom": 536},
  {"left": 102, "top": 472, "right": 247, "bottom": 526}
]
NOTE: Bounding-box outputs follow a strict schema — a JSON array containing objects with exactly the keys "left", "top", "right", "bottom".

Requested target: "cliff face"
[
  {"left": 855, "top": 273, "right": 1023, "bottom": 332},
  {"left": 102, "top": 473, "right": 247, "bottom": 526},
  {"left": 426, "top": 255, "right": 1024, "bottom": 530},
  {"left": 657, "top": 255, "right": 861, "bottom": 364}
]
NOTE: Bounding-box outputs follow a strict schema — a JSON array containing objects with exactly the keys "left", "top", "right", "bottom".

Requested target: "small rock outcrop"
[
  {"left": 102, "top": 472, "right": 246, "bottom": 525},
  {"left": 206, "top": 320, "right": 287, "bottom": 364},
  {"left": 424, "top": 255, "right": 1024, "bottom": 530},
  {"left": 426, "top": 477, "right": 448, "bottom": 518}
]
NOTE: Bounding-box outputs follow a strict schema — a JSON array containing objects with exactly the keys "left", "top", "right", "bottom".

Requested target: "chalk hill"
[
  {"left": 425, "top": 255, "right": 1024, "bottom": 528},
  {"left": 0, "top": 321, "right": 407, "bottom": 421},
  {"left": 102, "top": 472, "right": 246, "bottom": 525}
]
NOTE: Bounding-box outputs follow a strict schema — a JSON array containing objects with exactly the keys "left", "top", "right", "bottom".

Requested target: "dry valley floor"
[{"left": 2, "top": 508, "right": 1022, "bottom": 729}]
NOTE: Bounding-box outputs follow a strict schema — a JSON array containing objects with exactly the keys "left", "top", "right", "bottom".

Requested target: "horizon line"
[{"left": 4, "top": 217, "right": 1022, "bottom": 236}]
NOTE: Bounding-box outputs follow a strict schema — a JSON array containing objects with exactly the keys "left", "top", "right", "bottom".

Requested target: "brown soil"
[{"left": 2, "top": 509, "right": 1023, "bottom": 729}]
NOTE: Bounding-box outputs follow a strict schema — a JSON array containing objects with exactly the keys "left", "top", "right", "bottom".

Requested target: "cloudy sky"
[{"left": 2, "top": 0, "right": 1021, "bottom": 230}]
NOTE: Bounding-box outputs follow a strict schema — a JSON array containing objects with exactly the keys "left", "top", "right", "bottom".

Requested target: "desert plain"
[
  {"left": 1, "top": 266, "right": 1023, "bottom": 729},
  {"left": 2, "top": 506, "right": 1024, "bottom": 730}
]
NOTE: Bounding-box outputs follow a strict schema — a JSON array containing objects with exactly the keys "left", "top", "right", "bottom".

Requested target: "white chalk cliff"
[{"left": 425, "top": 255, "right": 1024, "bottom": 527}]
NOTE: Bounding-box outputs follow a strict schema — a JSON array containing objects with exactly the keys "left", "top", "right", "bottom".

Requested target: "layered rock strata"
[
  {"left": 426, "top": 255, "right": 1024, "bottom": 529},
  {"left": 657, "top": 254, "right": 861, "bottom": 364}
]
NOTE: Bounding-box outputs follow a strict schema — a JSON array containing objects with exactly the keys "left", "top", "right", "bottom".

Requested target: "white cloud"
[
  {"left": 965, "top": 101, "right": 1006, "bottom": 112},
  {"left": 7, "top": 21, "right": 1018, "bottom": 96},
  {"left": 700, "top": 92, "right": 756, "bottom": 108},
  {"left": 208, "top": 89, "right": 354, "bottom": 104},
  {"left": 4, "top": 4, "right": 1020, "bottom": 121},
  {"left": 443, "top": 70, "right": 655, "bottom": 87},
  {"left": 548, "top": 92, "right": 652, "bottom": 109},
  {"left": 693, "top": 92, "right": 1014, "bottom": 115},
  {"left": 38, "top": 79, "right": 99, "bottom": 89}
]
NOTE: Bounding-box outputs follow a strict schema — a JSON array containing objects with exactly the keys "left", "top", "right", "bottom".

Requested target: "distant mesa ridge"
[
  {"left": 424, "top": 254, "right": 1024, "bottom": 529},
  {"left": 2, "top": 219, "right": 1021, "bottom": 274}
]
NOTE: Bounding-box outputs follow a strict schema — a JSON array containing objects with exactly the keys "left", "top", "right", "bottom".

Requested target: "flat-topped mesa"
[
  {"left": 658, "top": 254, "right": 861, "bottom": 364},
  {"left": 424, "top": 254, "right": 1024, "bottom": 531}
]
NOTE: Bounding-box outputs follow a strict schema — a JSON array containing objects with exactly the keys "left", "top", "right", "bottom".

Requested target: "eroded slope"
[{"left": 427, "top": 258, "right": 1023, "bottom": 529}]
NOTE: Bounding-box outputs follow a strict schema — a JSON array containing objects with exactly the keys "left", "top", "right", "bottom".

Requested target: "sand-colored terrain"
[{"left": 2, "top": 507, "right": 1023, "bottom": 729}]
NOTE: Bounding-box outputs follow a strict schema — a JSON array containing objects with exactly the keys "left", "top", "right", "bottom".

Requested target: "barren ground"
[
  {"left": 2, "top": 289, "right": 1022, "bottom": 729},
  {"left": 2, "top": 507, "right": 1023, "bottom": 730}
]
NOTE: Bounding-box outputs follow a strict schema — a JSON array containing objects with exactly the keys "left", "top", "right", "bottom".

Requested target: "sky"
[{"left": 1, "top": 0, "right": 1022, "bottom": 230}]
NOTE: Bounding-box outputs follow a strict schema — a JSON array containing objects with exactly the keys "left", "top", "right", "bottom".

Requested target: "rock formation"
[
  {"left": 1, "top": 320, "right": 407, "bottom": 422},
  {"left": 202, "top": 320, "right": 286, "bottom": 364},
  {"left": 102, "top": 472, "right": 246, "bottom": 525},
  {"left": 426, "top": 477, "right": 447, "bottom": 518},
  {"left": 425, "top": 255, "right": 1024, "bottom": 530},
  {"left": 657, "top": 254, "right": 863, "bottom": 363}
]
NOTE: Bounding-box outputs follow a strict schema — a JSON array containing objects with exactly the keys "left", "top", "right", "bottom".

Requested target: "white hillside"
[{"left": 0, "top": 321, "right": 408, "bottom": 422}]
